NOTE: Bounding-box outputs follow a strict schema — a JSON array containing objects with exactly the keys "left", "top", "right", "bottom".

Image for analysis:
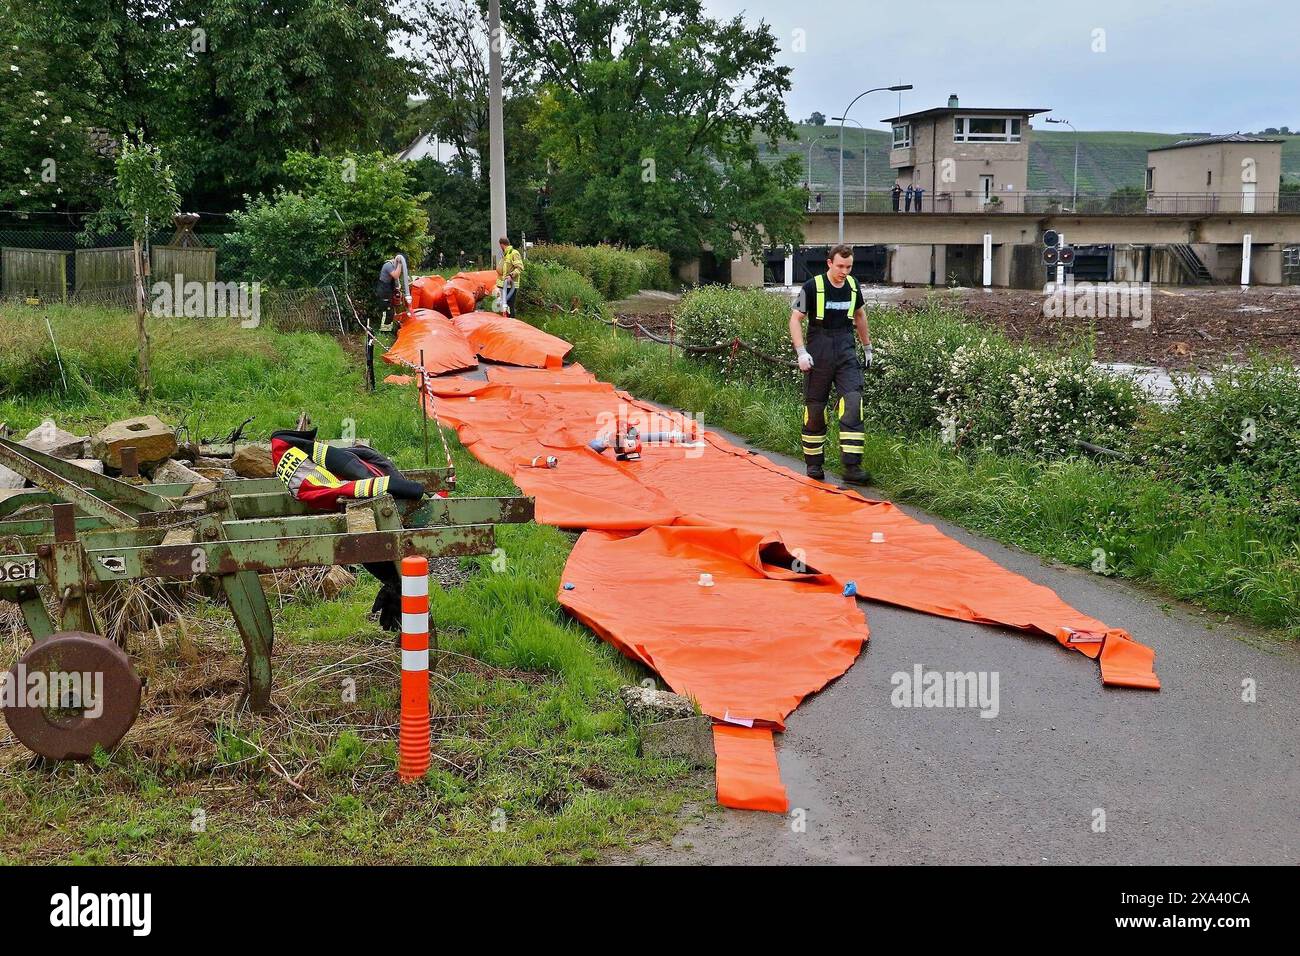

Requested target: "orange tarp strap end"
[{"left": 713, "top": 726, "right": 789, "bottom": 813}]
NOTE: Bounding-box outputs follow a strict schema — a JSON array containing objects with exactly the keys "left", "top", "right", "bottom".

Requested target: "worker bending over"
[{"left": 789, "top": 244, "right": 873, "bottom": 485}]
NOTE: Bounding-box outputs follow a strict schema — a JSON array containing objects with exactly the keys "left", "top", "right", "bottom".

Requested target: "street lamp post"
[
  {"left": 1045, "top": 117, "right": 1078, "bottom": 212},
  {"left": 833, "top": 117, "right": 872, "bottom": 211},
  {"left": 805, "top": 134, "right": 829, "bottom": 208},
  {"left": 837, "top": 84, "right": 912, "bottom": 243}
]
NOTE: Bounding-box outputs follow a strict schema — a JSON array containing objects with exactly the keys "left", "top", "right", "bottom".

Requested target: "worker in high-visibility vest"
[
  {"left": 496, "top": 236, "right": 524, "bottom": 315},
  {"left": 788, "top": 244, "right": 873, "bottom": 485}
]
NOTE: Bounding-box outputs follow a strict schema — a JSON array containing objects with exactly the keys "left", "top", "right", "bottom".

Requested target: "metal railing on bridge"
[{"left": 801, "top": 189, "right": 1300, "bottom": 215}]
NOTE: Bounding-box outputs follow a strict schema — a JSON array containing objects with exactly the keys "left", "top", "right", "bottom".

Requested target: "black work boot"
[
  {"left": 841, "top": 463, "right": 872, "bottom": 486},
  {"left": 370, "top": 584, "right": 402, "bottom": 633},
  {"left": 806, "top": 462, "right": 825, "bottom": 481}
]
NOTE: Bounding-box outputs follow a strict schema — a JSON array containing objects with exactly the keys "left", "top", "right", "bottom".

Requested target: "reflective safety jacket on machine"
[{"left": 270, "top": 429, "right": 425, "bottom": 510}]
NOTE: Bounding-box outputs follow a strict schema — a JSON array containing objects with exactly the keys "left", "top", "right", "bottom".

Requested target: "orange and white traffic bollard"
[{"left": 398, "top": 555, "right": 431, "bottom": 783}]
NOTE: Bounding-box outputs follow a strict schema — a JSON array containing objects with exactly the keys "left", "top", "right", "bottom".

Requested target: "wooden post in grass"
[
  {"left": 114, "top": 135, "right": 180, "bottom": 399},
  {"left": 133, "top": 235, "right": 151, "bottom": 396}
]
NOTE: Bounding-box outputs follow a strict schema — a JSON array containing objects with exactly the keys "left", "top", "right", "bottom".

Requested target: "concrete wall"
[
  {"left": 887, "top": 245, "right": 935, "bottom": 284},
  {"left": 729, "top": 255, "right": 765, "bottom": 287},
  {"left": 675, "top": 258, "right": 701, "bottom": 286},
  {"left": 1147, "top": 142, "right": 1283, "bottom": 213},
  {"left": 801, "top": 211, "right": 1300, "bottom": 247}
]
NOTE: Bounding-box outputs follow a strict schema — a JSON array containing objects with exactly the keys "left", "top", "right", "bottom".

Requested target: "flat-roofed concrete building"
[
  {"left": 882, "top": 95, "right": 1048, "bottom": 213},
  {"left": 1145, "top": 134, "right": 1283, "bottom": 213}
]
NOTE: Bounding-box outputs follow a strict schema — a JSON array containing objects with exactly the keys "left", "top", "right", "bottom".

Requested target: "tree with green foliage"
[
  {"left": 0, "top": 4, "right": 112, "bottom": 212},
  {"left": 4, "top": 0, "right": 415, "bottom": 211},
  {"left": 226, "top": 151, "right": 429, "bottom": 303},
  {"left": 502, "top": 0, "right": 805, "bottom": 263},
  {"left": 806, "top": 112, "right": 827, "bottom": 126},
  {"left": 1107, "top": 184, "right": 1147, "bottom": 214},
  {"left": 115, "top": 135, "right": 180, "bottom": 396}
]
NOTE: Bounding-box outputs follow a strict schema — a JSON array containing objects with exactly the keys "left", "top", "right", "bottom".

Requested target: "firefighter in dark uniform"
[{"left": 789, "top": 244, "right": 873, "bottom": 485}]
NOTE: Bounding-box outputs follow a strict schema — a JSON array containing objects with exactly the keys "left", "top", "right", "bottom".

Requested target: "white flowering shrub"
[
  {"left": 1005, "top": 354, "right": 1140, "bottom": 457},
  {"left": 930, "top": 337, "right": 1029, "bottom": 451},
  {"left": 670, "top": 289, "right": 1148, "bottom": 462},
  {"left": 867, "top": 305, "right": 984, "bottom": 433}
]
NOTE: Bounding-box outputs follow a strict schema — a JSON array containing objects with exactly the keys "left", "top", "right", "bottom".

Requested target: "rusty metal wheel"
[{"left": 2, "top": 631, "right": 142, "bottom": 760}]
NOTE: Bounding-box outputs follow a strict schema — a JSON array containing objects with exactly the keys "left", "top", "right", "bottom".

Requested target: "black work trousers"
[{"left": 801, "top": 327, "right": 865, "bottom": 468}]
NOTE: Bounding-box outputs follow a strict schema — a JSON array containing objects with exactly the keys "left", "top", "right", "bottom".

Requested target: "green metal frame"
[{"left": 0, "top": 444, "right": 531, "bottom": 712}]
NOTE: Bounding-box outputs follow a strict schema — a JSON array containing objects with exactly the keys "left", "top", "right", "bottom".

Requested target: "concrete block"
[
  {"left": 152, "top": 458, "right": 207, "bottom": 485},
  {"left": 91, "top": 416, "right": 177, "bottom": 469},
  {"left": 620, "top": 684, "right": 696, "bottom": 722},
  {"left": 230, "top": 443, "right": 274, "bottom": 478},
  {"left": 639, "top": 715, "right": 715, "bottom": 768}
]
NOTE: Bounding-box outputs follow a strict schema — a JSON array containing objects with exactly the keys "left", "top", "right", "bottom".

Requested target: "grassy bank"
[
  {"left": 536, "top": 307, "right": 1300, "bottom": 638},
  {"left": 0, "top": 303, "right": 700, "bottom": 864}
]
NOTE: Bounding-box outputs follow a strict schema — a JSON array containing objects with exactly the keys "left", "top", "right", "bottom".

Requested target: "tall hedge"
[{"left": 525, "top": 243, "right": 672, "bottom": 299}]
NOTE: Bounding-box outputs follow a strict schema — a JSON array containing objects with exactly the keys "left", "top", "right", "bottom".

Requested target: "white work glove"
[
  {"left": 797, "top": 349, "right": 814, "bottom": 372},
  {"left": 862, "top": 344, "right": 873, "bottom": 368}
]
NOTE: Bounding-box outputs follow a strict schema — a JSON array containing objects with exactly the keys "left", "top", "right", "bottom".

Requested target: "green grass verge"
[
  {"left": 537, "top": 309, "right": 1300, "bottom": 639},
  {"left": 0, "top": 304, "right": 702, "bottom": 864}
]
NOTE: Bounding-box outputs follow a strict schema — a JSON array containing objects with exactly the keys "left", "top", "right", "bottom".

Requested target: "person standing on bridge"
[
  {"left": 891, "top": 182, "right": 902, "bottom": 211},
  {"left": 914, "top": 184, "right": 925, "bottom": 212},
  {"left": 904, "top": 183, "right": 914, "bottom": 212},
  {"left": 788, "top": 244, "right": 873, "bottom": 485}
]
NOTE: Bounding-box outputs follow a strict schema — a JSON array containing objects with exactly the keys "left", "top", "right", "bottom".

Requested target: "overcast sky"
[{"left": 704, "top": 0, "right": 1295, "bottom": 135}]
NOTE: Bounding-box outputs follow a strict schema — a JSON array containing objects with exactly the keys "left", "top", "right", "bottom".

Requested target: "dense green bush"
[
  {"left": 225, "top": 151, "right": 429, "bottom": 299},
  {"left": 674, "top": 284, "right": 800, "bottom": 386},
  {"left": 526, "top": 243, "right": 672, "bottom": 299},
  {"left": 518, "top": 262, "right": 609, "bottom": 320},
  {"left": 627, "top": 247, "right": 673, "bottom": 290},
  {"left": 1136, "top": 358, "right": 1300, "bottom": 497}
]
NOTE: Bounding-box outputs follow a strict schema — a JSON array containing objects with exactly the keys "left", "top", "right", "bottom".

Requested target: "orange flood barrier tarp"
[
  {"left": 383, "top": 309, "right": 478, "bottom": 375},
  {"left": 421, "top": 363, "right": 1159, "bottom": 810},
  {"left": 410, "top": 271, "right": 498, "bottom": 318},
  {"left": 560, "top": 525, "right": 871, "bottom": 814},
  {"left": 452, "top": 311, "right": 573, "bottom": 370}
]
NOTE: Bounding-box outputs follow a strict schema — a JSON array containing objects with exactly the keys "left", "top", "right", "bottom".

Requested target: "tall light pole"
[
  {"left": 488, "top": 0, "right": 507, "bottom": 262},
  {"left": 833, "top": 116, "right": 870, "bottom": 211},
  {"left": 837, "top": 84, "right": 912, "bottom": 242},
  {"left": 805, "top": 133, "right": 828, "bottom": 203},
  {"left": 1045, "top": 116, "right": 1078, "bottom": 212}
]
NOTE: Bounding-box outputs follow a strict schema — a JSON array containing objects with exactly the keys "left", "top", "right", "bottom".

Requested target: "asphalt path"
[{"left": 624, "top": 410, "right": 1300, "bottom": 865}]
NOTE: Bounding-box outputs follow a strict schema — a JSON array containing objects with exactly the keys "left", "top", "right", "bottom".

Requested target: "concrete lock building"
[
  {"left": 884, "top": 95, "right": 1047, "bottom": 214},
  {"left": 706, "top": 98, "right": 1299, "bottom": 290},
  {"left": 1145, "top": 134, "right": 1284, "bottom": 214}
]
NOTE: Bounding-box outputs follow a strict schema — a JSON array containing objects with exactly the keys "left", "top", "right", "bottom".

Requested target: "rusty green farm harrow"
[{"left": 0, "top": 437, "right": 533, "bottom": 759}]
